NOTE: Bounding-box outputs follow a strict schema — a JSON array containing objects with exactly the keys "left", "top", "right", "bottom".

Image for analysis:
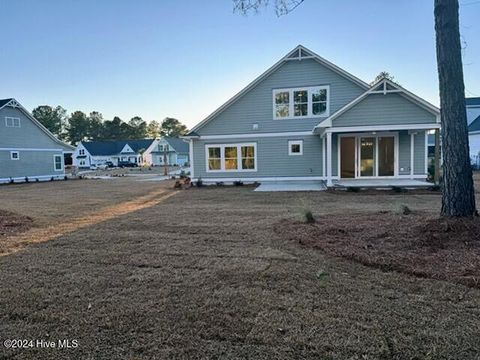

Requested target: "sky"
[{"left": 1, "top": 0, "right": 479, "bottom": 130}]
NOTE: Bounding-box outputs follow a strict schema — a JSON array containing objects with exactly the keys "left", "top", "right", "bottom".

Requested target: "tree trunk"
[{"left": 434, "top": 0, "right": 476, "bottom": 216}]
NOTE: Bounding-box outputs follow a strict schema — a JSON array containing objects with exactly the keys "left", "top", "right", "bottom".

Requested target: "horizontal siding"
[
  {"left": 0, "top": 150, "right": 64, "bottom": 178},
  {"left": 398, "top": 131, "right": 411, "bottom": 175},
  {"left": 193, "top": 135, "right": 323, "bottom": 179},
  {"left": 197, "top": 59, "right": 365, "bottom": 135},
  {"left": 334, "top": 93, "right": 437, "bottom": 127},
  {"left": 0, "top": 107, "right": 65, "bottom": 149}
]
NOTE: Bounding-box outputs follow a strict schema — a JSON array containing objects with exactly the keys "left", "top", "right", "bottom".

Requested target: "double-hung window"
[
  {"left": 206, "top": 143, "right": 256, "bottom": 172},
  {"left": 54, "top": 155, "right": 63, "bottom": 171},
  {"left": 273, "top": 86, "right": 329, "bottom": 119},
  {"left": 5, "top": 117, "right": 21, "bottom": 128}
]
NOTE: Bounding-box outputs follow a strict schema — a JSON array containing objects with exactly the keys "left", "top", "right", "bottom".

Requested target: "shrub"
[
  {"left": 428, "top": 184, "right": 441, "bottom": 192},
  {"left": 9, "top": 178, "right": 14, "bottom": 184},
  {"left": 346, "top": 186, "right": 360, "bottom": 192},
  {"left": 50, "top": 177, "right": 54, "bottom": 181},
  {"left": 392, "top": 186, "right": 407, "bottom": 193},
  {"left": 24, "top": 177, "right": 29, "bottom": 183},
  {"left": 196, "top": 178, "right": 203, "bottom": 187},
  {"left": 303, "top": 209, "right": 315, "bottom": 224},
  {"left": 401, "top": 205, "right": 411, "bottom": 215},
  {"left": 233, "top": 180, "right": 244, "bottom": 186},
  {"left": 215, "top": 181, "right": 224, "bottom": 186},
  {"left": 174, "top": 180, "right": 182, "bottom": 189},
  {"left": 64, "top": 175, "right": 68, "bottom": 181},
  {"left": 35, "top": 178, "right": 39, "bottom": 183}
]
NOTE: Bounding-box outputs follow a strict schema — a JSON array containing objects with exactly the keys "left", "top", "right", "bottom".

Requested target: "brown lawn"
[{"left": 1, "top": 176, "right": 480, "bottom": 359}]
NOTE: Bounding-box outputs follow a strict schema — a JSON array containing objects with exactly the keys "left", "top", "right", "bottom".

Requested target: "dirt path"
[{"left": 0, "top": 187, "right": 177, "bottom": 256}]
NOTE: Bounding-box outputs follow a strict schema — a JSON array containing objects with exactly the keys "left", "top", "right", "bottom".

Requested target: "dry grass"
[{"left": 0, "top": 177, "right": 480, "bottom": 359}]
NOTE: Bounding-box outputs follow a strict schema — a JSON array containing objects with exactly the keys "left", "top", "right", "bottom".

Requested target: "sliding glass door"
[
  {"left": 378, "top": 137, "right": 395, "bottom": 176},
  {"left": 359, "top": 137, "right": 375, "bottom": 177}
]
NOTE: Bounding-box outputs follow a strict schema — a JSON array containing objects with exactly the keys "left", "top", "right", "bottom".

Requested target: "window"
[
  {"left": 206, "top": 143, "right": 256, "bottom": 172},
  {"left": 5, "top": 117, "right": 21, "bottom": 128},
  {"left": 288, "top": 140, "right": 303, "bottom": 156},
  {"left": 54, "top": 155, "right": 63, "bottom": 171},
  {"left": 79, "top": 160, "right": 85, "bottom": 166},
  {"left": 10, "top": 151, "right": 19, "bottom": 160},
  {"left": 78, "top": 149, "right": 85, "bottom": 155},
  {"left": 273, "top": 86, "right": 329, "bottom": 119}
]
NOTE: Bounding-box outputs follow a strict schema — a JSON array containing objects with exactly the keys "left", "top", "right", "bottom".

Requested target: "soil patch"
[
  {"left": 276, "top": 212, "right": 480, "bottom": 288},
  {"left": 0, "top": 210, "right": 33, "bottom": 237}
]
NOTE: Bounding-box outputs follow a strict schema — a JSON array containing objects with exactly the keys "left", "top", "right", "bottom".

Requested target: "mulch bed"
[
  {"left": 276, "top": 211, "right": 480, "bottom": 288},
  {"left": 0, "top": 210, "right": 33, "bottom": 238}
]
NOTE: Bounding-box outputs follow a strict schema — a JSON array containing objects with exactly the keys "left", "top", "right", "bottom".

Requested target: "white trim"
[
  {"left": 194, "top": 176, "right": 326, "bottom": 182},
  {"left": 189, "top": 139, "right": 194, "bottom": 179},
  {"left": 189, "top": 45, "right": 368, "bottom": 134},
  {"left": 288, "top": 140, "right": 303, "bottom": 156},
  {"left": 195, "top": 131, "right": 313, "bottom": 140},
  {"left": 0, "top": 174, "right": 65, "bottom": 184},
  {"left": 10, "top": 151, "right": 19, "bottom": 160},
  {"left": 53, "top": 154, "right": 63, "bottom": 171},
  {"left": 337, "top": 132, "right": 399, "bottom": 179},
  {"left": 425, "top": 131, "right": 429, "bottom": 175},
  {"left": 205, "top": 143, "right": 257, "bottom": 173},
  {"left": 0, "top": 147, "right": 64, "bottom": 152},
  {"left": 0, "top": 98, "right": 74, "bottom": 150},
  {"left": 410, "top": 133, "right": 415, "bottom": 178},
  {"left": 273, "top": 85, "right": 330, "bottom": 120},
  {"left": 323, "top": 124, "right": 440, "bottom": 134},
  {"left": 314, "top": 79, "right": 441, "bottom": 130},
  {"left": 326, "top": 132, "right": 332, "bottom": 186},
  {"left": 5, "top": 116, "right": 21, "bottom": 128},
  {"left": 322, "top": 137, "right": 326, "bottom": 177}
]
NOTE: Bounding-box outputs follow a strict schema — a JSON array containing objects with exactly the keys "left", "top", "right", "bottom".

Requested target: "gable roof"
[
  {"left": 314, "top": 78, "right": 440, "bottom": 130},
  {"left": 187, "top": 45, "right": 369, "bottom": 136},
  {"left": 0, "top": 98, "right": 14, "bottom": 108},
  {"left": 469, "top": 115, "right": 480, "bottom": 133},
  {"left": 164, "top": 137, "right": 189, "bottom": 153},
  {"left": 466, "top": 97, "right": 480, "bottom": 107},
  {"left": 0, "top": 98, "right": 74, "bottom": 150},
  {"left": 81, "top": 139, "right": 155, "bottom": 156}
]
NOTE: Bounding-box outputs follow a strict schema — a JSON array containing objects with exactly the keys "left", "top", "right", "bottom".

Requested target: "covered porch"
[{"left": 321, "top": 124, "right": 441, "bottom": 187}]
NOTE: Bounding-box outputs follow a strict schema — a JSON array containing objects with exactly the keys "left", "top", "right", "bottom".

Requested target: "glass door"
[
  {"left": 340, "top": 137, "right": 356, "bottom": 178},
  {"left": 378, "top": 137, "right": 395, "bottom": 176},
  {"left": 359, "top": 137, "right": 376, "bottom": 177}
]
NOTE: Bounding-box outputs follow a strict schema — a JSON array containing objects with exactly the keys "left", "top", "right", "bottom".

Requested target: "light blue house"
[
  {"left": 0, "top": 98, "right": 74, "bottom": 183},
  {"left": 184, "top": 45, "right": 440, "bottom": 186},
  {"left": 150, "top": 137, "right": 190, "bottom": 166}
]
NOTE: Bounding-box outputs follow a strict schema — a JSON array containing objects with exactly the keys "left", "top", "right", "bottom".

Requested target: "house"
[
  {"left": 466, "top": 97, "right": 480, "bottom": 164},
  {"left": 149, "top": 137, "right": 190, "bottom": 166},
  {"left": 184, "top": 45, "right": 440, "bottom": 186},
  {"left": 73, "top": 139, "right": 156, "bottom": 168},
  {"left": 0, "top": 98, "right": 74, "bottom": 183}
]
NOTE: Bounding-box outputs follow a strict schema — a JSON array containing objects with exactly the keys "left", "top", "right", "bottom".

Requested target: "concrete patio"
[{"left": 334, "top": 178, "right": 433, "bottom": 188}]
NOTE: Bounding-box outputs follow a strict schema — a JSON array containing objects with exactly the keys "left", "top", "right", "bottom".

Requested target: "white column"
[
  {"left": 326, "top": 132, "right": 333, "bottom": 186},
  {"left": 410, "top": 132, "right": 415, "bottom": 179}
]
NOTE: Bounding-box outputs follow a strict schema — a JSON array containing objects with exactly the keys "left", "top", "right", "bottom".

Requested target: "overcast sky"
[{"left": 1, "top": 0, "right": 479, "bottom": 129}]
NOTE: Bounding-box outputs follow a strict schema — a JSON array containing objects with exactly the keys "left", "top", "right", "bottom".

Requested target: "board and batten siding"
[
  {"left": 0, "top": 150, "right": 63, "bottom": 179},
  {"left": 193, "top": 135, "right": 323, "bottom": 179},
  {"left": 197, "top": 59, "right": 365, "bottom": 136},
  {"left": 333, "top": 93, "right": 437, "bottom": 127}
]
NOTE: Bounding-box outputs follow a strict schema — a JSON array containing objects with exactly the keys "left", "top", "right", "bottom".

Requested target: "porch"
[
  {"left": 321, "top": 125, "right": 441, "bottom": 187},
  {"left": 333, "top": 178, "right": 433, "bottom": 188}
]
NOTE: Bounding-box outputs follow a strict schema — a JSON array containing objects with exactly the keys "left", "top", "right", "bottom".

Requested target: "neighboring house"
[
  {"left": 149, "top": 137, "right": 190, "bottom": 166},
  {"left": 184, "top": 45, "right": 440, "bottom": 186},
  {"left": 467, "top": 97, "right": 480, "bottom": 164},
  {"left": 0, "top": 98, "right": 74, "bottom": 183},
  {"left": 73, "top": 139, "right": 156, "bottom": 168}
]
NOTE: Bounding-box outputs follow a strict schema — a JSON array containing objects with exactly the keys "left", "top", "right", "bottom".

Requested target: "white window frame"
[
  {"left": 288, "top": 140, "right": 303, "bottom": 156},
  {"left": 54, "top": 154, "right": 63, "bottom": 171},
  {"left": 205, "top": 143, "right": 257, "bottom": 172},
  {"left": 273, "top": 85, "right": 330, "bottom": 120},
  {"left": 5, "top": 117, "right": 21, "bottom": 128},
  {"left": 10, "top": 151, "right": 19, "bottom": 160}
]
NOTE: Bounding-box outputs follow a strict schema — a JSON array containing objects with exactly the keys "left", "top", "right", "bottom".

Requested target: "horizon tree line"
[{"left": 31, "top": 105, "right": 188, "bottom": 145}]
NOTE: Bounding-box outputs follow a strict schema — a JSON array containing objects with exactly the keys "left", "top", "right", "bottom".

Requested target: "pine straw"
[
  {"left": 276, "top": 212, "right": 480, "bottom": 288},
  {"left": 0, "top": 210, "right": 33, "bottom": 237}
]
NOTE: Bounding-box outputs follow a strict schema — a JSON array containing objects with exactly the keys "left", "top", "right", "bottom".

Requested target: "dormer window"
[{"left": 273, "top": 86, "right": 329, "bottom": 119}]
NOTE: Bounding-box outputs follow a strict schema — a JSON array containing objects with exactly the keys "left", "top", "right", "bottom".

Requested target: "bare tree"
[{"left": 234, "top": 0, "right": 476, "bottom": 217}]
